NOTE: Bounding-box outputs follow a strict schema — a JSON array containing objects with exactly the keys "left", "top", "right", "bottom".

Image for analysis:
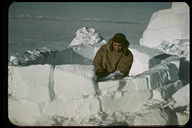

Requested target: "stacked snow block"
[
  {"left": 53, "top": 65, "right": 96, "bottom": 99},
  {"left": 8, "top": 64, "right": 54, "bottom": 124},
  {"left": 97, "top": 55, "right": 182, "bottom": 113},
  {"left": 98, "top": 75, "right": 151, "bottom": 113},
  {"left": 8, "top": 64, "right": 55, "bottom": 102},
  {"left": 136, "top": 61, "right": 179, "bottom": 89},
  {"left": 98, "top": 77, "right": 151, "bottom": 113},
  {"left": 42, "top": 64, "right": 100, "bottom": 119},
  {"left": 8, "top": 64, "right": 101, "bottom": 124},
  {"left": 150, "top": 56, "right": 183, "bottom": 100},
  {"left": 8, "top": 96, "right": 42, "bottom": 124},
  {"left": 172, "top": 84, "right": 189, "bottom": 108},
  {"left": 129, "top": 45, "right": 163, "bottom": 75},
  {"left": 42, "top": 96, "right": 100, "bottom": 119},
  {"left": 8, "top": 54, "right": 183, "bottom": 124}
]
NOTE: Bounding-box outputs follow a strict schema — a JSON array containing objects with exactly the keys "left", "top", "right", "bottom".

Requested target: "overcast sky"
[{"left": 9, "top": 2, "right": 172, "bottom": 23}]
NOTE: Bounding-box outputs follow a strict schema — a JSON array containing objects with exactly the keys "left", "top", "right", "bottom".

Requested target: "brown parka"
[{"left": 93, "top": 37, "right": 133, "bottom": 79}]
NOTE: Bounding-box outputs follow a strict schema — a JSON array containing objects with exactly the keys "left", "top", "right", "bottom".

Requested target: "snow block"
[
  {"left": 101, "top": 90, "right": 151, "bottom": 113},
  {"left": 172, "top": 2, "right": 189, "bottom": 14},
  {"left": 98, "top": 76, "right": 149, "bottom": 95},
  {"left": 140, "top": 29, "right": 162, "bottom": 48},
  {"left": 122, "top": 76, "right": 149, "bottom": 91},
  {"left": 69, "top": 27, "right": 106, "bottom": 61},
  {"left": 176, "top": 112, "right": 190, "bottom": 125},
  {"left": 98, "top": 80, "right": 120, "bottom": 95},
  {"left": 133, "top": 106, "right": 169, "bottom": 125},
  {"left": 147, "top": 9, "right": 175, "bottom": 29},
  {"left": 69, "top": 27, "right": 106, "bottom": 46},
  {"left": 129, "top": 45, "right": 163, "bottom": 75},
  {"left": 42, "top": 97, "right": 100, "bottom": 118},
  {"left": 8, "top": 96, "right": 42, "bottom": 125},
  {"left": 136, "top": 62, "right": 179, "bottom": 89},
  {"left": 160, "top": 26, "right": 184, "bottom": 43},
  {"left": 140, "top": 2, "right": 189, "bottom": 48},
  {"left": 151, "top": 62, "right": 179, "bottom": 82},
  {"left": 137, "top": 69, "right": 168, "bottom": 89},
  {"left": 152, "top": 80, "right": 183, "bottom": 100},
  {"left": 172, "top": 84, "right": 189, "bottom": 107},
  {"left": 53, "top": 65, "right": 96, "bottom": 99},
  {"left": 161, "top": 55, "right": 180, "bottom": 72},
  {"left": 8, "top": 65, "right": 54, "bottom": 103}
]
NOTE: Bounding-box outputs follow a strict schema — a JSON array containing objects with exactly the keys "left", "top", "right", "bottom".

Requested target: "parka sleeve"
[
  {"left": 119, "top": 50, "right": 133, "bottom": 76},
  {"left": 93, "top": 45, "right": 109, "bottom": 78}
]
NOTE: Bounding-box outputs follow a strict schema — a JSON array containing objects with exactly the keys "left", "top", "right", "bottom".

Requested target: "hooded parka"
[{"left": 93, "top": 35, "right": 133, "bottom": 79}]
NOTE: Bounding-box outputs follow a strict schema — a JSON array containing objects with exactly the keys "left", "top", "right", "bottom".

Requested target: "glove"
[
  {"left": 114, "top": 70, "right": 125, "bottom": 79},
  {"left": 96, "top": 70, "right": 125, "bottom": 82},
  {"left": 96, "top": 71, "right": 109, "bottom": 80},
  {"left": 102, "top": 70, "right": 124, "bottom": 80}
]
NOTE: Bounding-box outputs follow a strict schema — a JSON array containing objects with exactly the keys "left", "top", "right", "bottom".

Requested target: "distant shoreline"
[{"left": 9, "top": 14, "right": 148, "bottom": 24}]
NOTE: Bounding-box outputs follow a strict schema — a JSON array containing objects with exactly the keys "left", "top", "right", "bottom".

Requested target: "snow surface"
[
  {"left": 8, "top": 2, "right": 189, "bottom": 126},
  {"left": 140, "top": 2, "right": 189, "bottom": 49}
]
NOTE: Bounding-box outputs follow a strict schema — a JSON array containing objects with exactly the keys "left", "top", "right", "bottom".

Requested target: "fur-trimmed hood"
[{"left": 106, "top": 38, "right": 130, "bottom": 56}]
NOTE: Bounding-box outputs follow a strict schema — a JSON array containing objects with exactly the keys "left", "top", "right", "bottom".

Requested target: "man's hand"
[
  {"left": 114, "top": 70, "right": 125, "bottom": 79},
  {"left": 96, "top": 70, "right": 125, "bottom": 82},
  {"left": 96, "top": 71, "right": 109, "bottom": 79}
]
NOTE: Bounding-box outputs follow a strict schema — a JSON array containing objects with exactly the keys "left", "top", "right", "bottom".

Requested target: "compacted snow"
[{"left": 8, "top": 2, "right": 189, "bottom": 126}]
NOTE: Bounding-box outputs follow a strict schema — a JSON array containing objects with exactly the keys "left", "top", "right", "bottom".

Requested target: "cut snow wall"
[{"left": 8, "top": 55, "right": 182, "bottom": 125}]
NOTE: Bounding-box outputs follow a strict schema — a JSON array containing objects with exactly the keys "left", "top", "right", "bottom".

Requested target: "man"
[{"left": 93, "top": 33, "right": 133, "bottom": 81}]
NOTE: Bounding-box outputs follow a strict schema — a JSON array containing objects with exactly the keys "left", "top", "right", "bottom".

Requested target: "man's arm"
[
  {"left": 93, "top": 46, "right": 109, "bottom": 80},
  {"left": 119, "top": 51, "right": 133, "bottom": 77}
]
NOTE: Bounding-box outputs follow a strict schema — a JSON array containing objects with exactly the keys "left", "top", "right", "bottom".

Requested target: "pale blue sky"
[{"left": 9, "top": 2, "right": 172, "bottom": 23}]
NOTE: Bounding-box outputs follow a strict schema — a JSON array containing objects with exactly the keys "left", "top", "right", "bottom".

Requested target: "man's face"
[{"left": 113, "top": 42, "right": 123, "bottom": 53}]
